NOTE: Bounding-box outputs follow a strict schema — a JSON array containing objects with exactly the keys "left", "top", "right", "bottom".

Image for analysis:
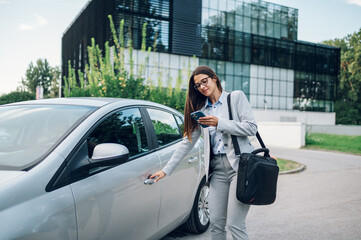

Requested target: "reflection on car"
[{"left": 0, "top": 98, "right": 209, "bottom": 240}]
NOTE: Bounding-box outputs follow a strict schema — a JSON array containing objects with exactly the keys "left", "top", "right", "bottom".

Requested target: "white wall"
[
  {"left": 253, "top": 109, "right": 336, "bottom": 125},
  {"left": 308, "top": 125, "right": 361, "bottom": 136},
  {"left": 122, "top": 48, "right": 199, "bottom": 89},
  {"left": 252, "top": 122, "right": 306, "bottom": 149}
]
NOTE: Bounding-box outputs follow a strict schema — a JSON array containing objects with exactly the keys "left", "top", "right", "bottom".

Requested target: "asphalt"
[{"left": 162, "top": 147, "right": 361, "bottom": 240}]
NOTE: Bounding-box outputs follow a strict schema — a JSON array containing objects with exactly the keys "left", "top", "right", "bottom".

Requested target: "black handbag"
[{"left": 227, "top": 92, "right": 279, "bottom": 205}]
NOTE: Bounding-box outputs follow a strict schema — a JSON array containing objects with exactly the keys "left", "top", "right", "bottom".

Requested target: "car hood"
[{"left": 0, "top": 171, "right": 25, "bottom": 186}]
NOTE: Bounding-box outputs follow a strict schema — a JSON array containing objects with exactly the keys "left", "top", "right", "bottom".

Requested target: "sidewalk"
[{"left": 163, "top": 147, "right": 361, "bottom": 240}]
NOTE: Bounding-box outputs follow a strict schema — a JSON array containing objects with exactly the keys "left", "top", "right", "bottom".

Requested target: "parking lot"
[{"left": 163, "top": 147, "right": 361, "bottom": 240}]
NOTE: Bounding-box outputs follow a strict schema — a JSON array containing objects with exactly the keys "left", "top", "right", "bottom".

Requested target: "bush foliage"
[
  {"left": 63, "top": 15, "right": 190, "bottom": 113},
  {"left": 0, "top": 91, "right": 35, "bottom": 105}
]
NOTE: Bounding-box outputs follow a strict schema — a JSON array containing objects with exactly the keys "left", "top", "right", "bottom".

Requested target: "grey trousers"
[{"left": 209, "top": 154, "right": 250, "bottom": 240}]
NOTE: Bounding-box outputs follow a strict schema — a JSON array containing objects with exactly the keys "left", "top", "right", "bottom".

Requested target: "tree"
[
  {"left": 48, "top": 66, "right": 61, "bottom": 98},
  {"left": 21, "top": 59, "right": 59, "bottom": 96},
  {"left": 0, "top": 91, "right": 35, "bottom": 105},
  {"left": 323, "top": 28, "right": 361, "bottom": 125}
]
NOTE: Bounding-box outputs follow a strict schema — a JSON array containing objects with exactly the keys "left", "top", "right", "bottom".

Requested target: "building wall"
[
  {"left": 172, "top": 0, "right": 202, "bottom": 56},
  {"left": 253, "top": 109, "right": 336, "bottom": 125},
  {"left": 61, "top": 0, "right": 340, "bottom": 115},
  {"left": 307, "top": 125, "right": 361, "bottom": 136},
  {"left": 121, "top": 48, "right": 198, "bottom": 88},
  {"left": 254, "top": 122, "right": 306, "bottom": 148},
  {"left": 201, "top": 0, "right": 298, "bottom": 40},
  {"left": 249, "top": 64, "right": 294, "bottom": 110},
  {"left": 119, "top": 49, "right": 336, "bottom": 126}
]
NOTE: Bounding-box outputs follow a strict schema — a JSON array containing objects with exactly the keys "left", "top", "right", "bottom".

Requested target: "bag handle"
[
  {"left": 251, "top": 148, "right": 269, "bottom": 155},
  {"left": 227, "top": 92, "right": 269, "bottom": 157}
]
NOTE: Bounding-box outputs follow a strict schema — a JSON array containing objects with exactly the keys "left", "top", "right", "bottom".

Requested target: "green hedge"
[{"left": 0, "top": 91, "right": 35, "bottom": 105}]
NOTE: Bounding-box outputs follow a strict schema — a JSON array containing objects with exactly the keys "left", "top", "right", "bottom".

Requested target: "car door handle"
[
  {"left": 144, "top": 176, "right": 158, "bottom": 185},
  {"left": 188, "top": 156, "right": 198, "bottom": 164},
  {"left": 144, "top": 179, "right": 155, "bottom": 185}
]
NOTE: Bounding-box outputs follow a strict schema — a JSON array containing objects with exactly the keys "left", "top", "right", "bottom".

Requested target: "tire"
[{"left": 183, "top": 178, "right": 210, "bottom": 233}]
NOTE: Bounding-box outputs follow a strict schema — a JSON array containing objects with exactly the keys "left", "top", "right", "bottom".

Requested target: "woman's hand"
[
  {"left": 198, "top": 115, "right": 218, "bottom": 127},
  {"left": 150, "top": 170, "right": 166, "bottom": 182}
]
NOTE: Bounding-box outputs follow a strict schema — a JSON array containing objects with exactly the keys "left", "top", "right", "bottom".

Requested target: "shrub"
[
  {"left": 0, "top": 91, "right": 35, "bottom": 105},
  {"left": 63, "top": 16, "right": 191, "bottom": 113}
]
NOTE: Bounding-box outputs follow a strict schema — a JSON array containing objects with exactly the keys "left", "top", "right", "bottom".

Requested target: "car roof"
[
  {"left": 5, "top": 97, "right": 183, "bottom": 115},
  {"left": 6, "top": 97, "right": 125, "bottom": 107}
]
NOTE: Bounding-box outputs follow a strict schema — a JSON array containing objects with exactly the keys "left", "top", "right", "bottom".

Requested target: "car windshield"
[{"left": 0, "top": 104, "right": 96, "bottom": 170}]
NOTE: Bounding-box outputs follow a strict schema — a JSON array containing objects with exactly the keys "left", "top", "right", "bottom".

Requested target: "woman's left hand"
[{"left": 198, "top": 115, "right": 218, "bottom": 127}]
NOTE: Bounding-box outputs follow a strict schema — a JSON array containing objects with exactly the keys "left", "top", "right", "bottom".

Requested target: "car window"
[
  {"left": 87, "top": 108, "right": 148, "bottom": 157},
  {"left": 0, "top": 105, "right": 95, "bottom": 170},
  {"left": 174, "top": 115, "right": 184, "bottom": 136},
  {"left": 147, "top": 108, "right": 182, "bottom": 147}
]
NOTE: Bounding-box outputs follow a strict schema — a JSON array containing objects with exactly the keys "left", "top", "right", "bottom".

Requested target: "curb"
[{"left": 279, "top": 164, "right": 306, "bottom": 175}]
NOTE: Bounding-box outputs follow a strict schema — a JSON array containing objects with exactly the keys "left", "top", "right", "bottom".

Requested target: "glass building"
[{"left": 62, "top": 0, "right": 340, "bottom": 113}]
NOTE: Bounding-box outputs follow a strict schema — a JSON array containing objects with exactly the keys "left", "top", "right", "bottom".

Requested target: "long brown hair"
[{"left": 184, "top": 65, "right": 223, "bottom": 141}]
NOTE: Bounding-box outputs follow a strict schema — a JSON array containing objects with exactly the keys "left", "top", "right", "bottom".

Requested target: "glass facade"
[
  {"left": 199, "top": 0, "right": 339, "bottom": 112},
  {"left": 199, "top": 58, "right": 250, "bottom": 94},
  {"left": 201, "top": 0, "right": 297, "bottom": 40},
  {"left": 129, "top": 49, "right": 199, "bottom": 88},
  {"left": 62, "top": 0, "right": 340, "bottom": 112},
  {"left": 114, "top": 0, "right": 171, "bottom": 52},
  {"left": 294, "top": 71, "right": 336, "bottom": 112}
]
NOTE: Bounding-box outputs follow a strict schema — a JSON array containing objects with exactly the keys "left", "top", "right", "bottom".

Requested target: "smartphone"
[{"left": 191, "top": 110, "right": 209, "bottom": 128}]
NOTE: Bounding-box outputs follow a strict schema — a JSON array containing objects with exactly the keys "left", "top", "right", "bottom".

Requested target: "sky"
[{"left": 0, "top": 0, "right": 361, "bottom": 95}]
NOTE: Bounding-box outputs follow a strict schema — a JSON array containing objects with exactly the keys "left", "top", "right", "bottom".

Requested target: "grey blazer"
[{"left": 162, "top": 90, "right": 258, "bottom": 182}]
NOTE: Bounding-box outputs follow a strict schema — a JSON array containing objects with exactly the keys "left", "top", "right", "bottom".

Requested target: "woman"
[{"left": 150, "top": 65, "right": 257, "bottom": 240}]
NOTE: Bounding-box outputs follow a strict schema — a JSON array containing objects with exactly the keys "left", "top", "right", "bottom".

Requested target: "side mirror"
[
  {"left": 90, "top": 143, "right": 130, "bottom": 166},
  {"left": 50, "top": 142, "right": 131, "bottom": 191}
]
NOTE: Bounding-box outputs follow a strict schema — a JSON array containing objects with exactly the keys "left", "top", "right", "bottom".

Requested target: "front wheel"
[{"left": 183, "top": 178, "right": 210, "bottom": 233}]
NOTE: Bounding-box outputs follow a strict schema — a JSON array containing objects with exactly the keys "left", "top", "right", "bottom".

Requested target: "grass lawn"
[
  {"left": 276, "top": 158, "right": 302, "bottom": 172},
  {"left": 304, "top": 133, "right": 361, "bottom": 155}
]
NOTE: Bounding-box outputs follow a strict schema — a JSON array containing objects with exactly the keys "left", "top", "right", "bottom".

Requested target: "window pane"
[
  {"left": 227, "top": 0, "right": 236, "bottom": 11},
  {"left": 175, "top": 115, "right": 184, "bottom": 136},
  {"left": 274, "top": 23, "right": 281, "bottom": 38},
  {"left": 210, "top": 0, "right": 217, "bottom": 10},
  {"left": 251, "top": 18, "right": 258, "bottom": 34},
  {"left": 227, "top": 12, "right": 235, "bottom": 29},
  {"left": 203, "top": 0, "right": 209, "bottom": 8},
  {"left": 88, "top": 108, "right": 148, "bottom": 157},
  {"left": 202, "top": 8, "right": 210, "bottom": 25},
  {"left": 235, "top": 14, "right": 243, "bottom": 31},
  {"left": 259, "top": 20, "right": 266, "bottom": 36},
  {"left": 244, "top": 17, "right": 251, "bottom": 33},
  {"left": 280, "top": 80, "right": 287, "bottom": 97},
  {"left": 219, "top": 0, "right": 226, "bottom": 11},
  {"left": 0, "top": 105, "right": 94, "bottom": 170},
  {"left": 266, "top": 21, "right": 273, "bottom": 38},
  {"left": 266, "top": 79, "right": 272, "bottom": 95},
  {"left": 243, "top": 2, "right": 251, "bottom": 16},
  {"left": 273, "top": 80, "right": 280, "bottom": 96},
  {"left": 147, "top": 108, "right": 182, "bottom": 146}
]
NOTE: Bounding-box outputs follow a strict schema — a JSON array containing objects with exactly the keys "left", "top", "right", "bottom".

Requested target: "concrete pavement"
[{"left": 162, "top": 147, "right": 361, "bottom": 240}]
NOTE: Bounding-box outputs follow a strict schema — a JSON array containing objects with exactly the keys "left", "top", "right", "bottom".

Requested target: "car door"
[
  {"left": 68, "top": 107, "right": 162, "bottom": 240},
  {"left": 146, "top": 108, "right": 202, "bottom": 230}
]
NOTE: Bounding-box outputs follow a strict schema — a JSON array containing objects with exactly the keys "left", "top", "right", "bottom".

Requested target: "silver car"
[{"left": 0, "top": 98, "right": 210, "bottom": 240}]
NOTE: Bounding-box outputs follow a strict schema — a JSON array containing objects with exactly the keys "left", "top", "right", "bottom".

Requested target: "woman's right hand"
[{"left": 150, "top": 170, "right": 166, "bottom": 182}]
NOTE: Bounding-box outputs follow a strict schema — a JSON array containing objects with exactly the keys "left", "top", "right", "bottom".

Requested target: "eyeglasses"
[{"left": 194, "top": 77, "right": 210, "bottom": 90}]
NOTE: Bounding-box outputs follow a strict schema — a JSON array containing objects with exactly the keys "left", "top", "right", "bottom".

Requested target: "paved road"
[{"left": 162, "top": 147, "right": 361, "bottom": 240}]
